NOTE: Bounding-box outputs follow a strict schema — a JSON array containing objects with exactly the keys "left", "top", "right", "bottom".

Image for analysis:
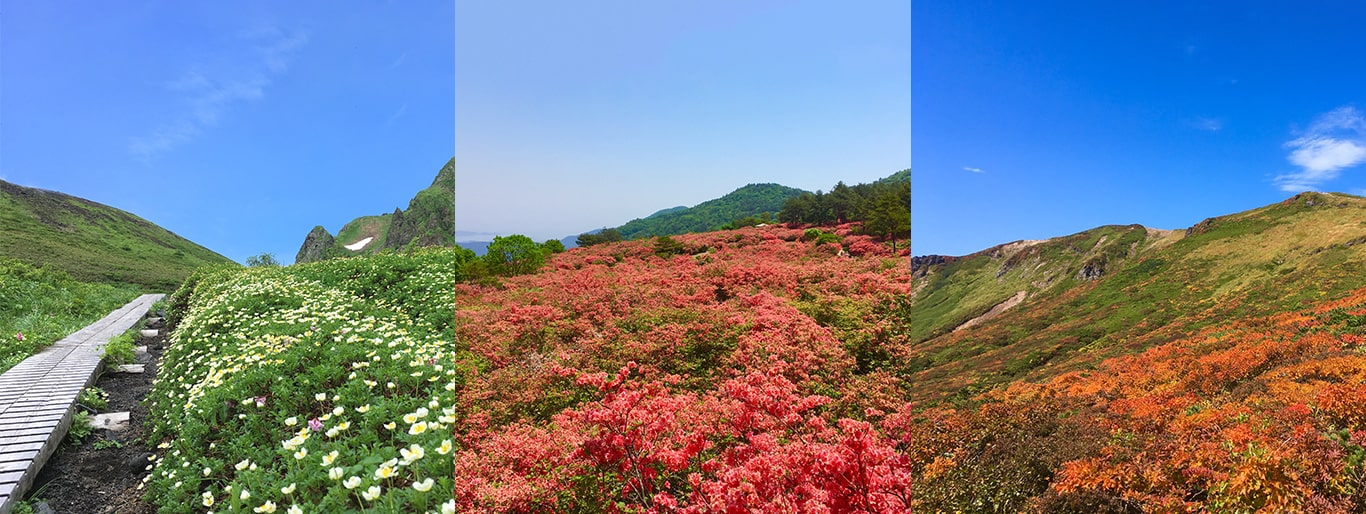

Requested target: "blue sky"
[
  {"left": 456, "top": 0, "right": 911, "bottom": 242},
  {"left": 915, "top": 1, "right": 1366, "bottom": 256},
  {"left": 1, "top": 1, "right": 453, "bottom": 264}
]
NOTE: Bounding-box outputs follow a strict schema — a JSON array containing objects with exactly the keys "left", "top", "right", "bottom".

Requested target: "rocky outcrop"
[
  {"left": 384, "top": 160, "right": 454, "bottom": 250},
  {"left": 295, "top": 226, "right": 335, "bottom": 264}
]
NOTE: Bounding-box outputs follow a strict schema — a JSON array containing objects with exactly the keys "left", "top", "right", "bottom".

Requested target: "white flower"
[
  {"left": 375, "top": 465, "right": 396, "bottom": 480},
  {"left": 343, "top": 476, "right": 362, "bottom": 489},
  {"left": 287, "top": 506, "right": 302, "bottom": 514},
  {"left": 281, "top": 483, "right": 296, "bottom": 494},
  {"left": 328, "top": 467, "right": 345, "bottom": 480},
  {"left": 202, "top": 492, "right": 214, "bottom": 507},
  {"left": 235, "top": 459, "right": 250, "bottom": 471},
  {"left": 437, "top": 440, "right": 453, "bottom": 455},
  {"left": 294, "top": 448, "right": 308, "bottom": 460},
  {"left": 253, "top": 501, "right": 277, "bottom": 513},
  {"left": 412, "top": 477, "right": 434, "bottom": 492},
  {"left": 322, "top": 450, "right": 339, "bottom": 466},
  {"left": 408, "top": 421, "right": 428, "bottom": 435},
  {"left": 203, "top": 467, "right": 212, "bottom": 476},
  {"left": 284, "top": 416, "right": 298, "bottom": 426},
  {"left": 400, "top": 444, "right": 425, "bottom": 464},
  {"left": 441, "top": 499, "right": 456, "bottom": 514},
  {"left": 314, "top": 393, "right": 327, "bottom": 401},
  {"left": 240, "top": 489, "right": 251, "bottom": 500},
  {"left": 332, "top": 406, "right": 344, "bottom": 416},
  {"left": 361, "top": 485, "right": 382, "bottom": 501}
]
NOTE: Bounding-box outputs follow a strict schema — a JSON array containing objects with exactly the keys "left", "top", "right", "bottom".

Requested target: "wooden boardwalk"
[{"left": 0, "top": 294, "right": 162, "bottom": 514}]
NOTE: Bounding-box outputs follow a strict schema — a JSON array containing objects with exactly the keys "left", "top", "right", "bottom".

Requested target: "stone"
[
  {"left": 114, "top": 364, "right": 144, "bottom": 374},
  {"left": 90, "top": 412, "right": 130, "bottom": 432},
  {"left": 139, "top": 329, "right": 158, "bottom": 338},
  {"left": 295, "top": 225, "right": 336, "bottom": 264}
]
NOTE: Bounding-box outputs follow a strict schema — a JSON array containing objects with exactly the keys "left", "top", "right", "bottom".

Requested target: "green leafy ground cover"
[
  {"left": 0, "top": 258, "right": 139, "bottom": 373},
  {"left": 144, "top": 248, "right": 471, "bottom": 513}
]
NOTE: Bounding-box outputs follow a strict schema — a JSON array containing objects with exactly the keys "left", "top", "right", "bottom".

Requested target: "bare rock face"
[{"left": 295, "top": 225, "right": 335, "bottom": 264}]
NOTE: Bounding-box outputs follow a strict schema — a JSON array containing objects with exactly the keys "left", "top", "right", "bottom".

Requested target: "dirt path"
[
  {"left": 954, "top": 291, "right": 1028, "bottom": 332},
  {"left": 23, "top": 328, "right": 164, "bottom": 513}
]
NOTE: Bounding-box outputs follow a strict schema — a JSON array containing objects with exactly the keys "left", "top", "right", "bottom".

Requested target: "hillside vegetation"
[
  {"left": 0, "top": 179, "right": 234, "bottom": 291},
  {"left": 453, "top": 224, "right": 911, "bottom": 511},
  {"left": 144, "top": 247, "right": 474, "bottom": 512},
  {"left": 0, "top": 258, "right": 139, "bottom": 373},
  {"left": 296, "top": 159, "right": 455, "bottom": 263},
  {"left": 902, "top": 192, "right": 1366, "bottom": 510},
  {"left": 608, "top": 183, "right": 808, "bottom": 240}
]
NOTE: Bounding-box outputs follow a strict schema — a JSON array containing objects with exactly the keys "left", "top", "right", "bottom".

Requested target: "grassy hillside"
[
  {"left": 613, "top": 183, "right": 808, "bottom": 239},
  {"left": 907, "top": 192, "right": 1366, "bottom": 403},
  {"left": 0, "top": 180, "right": 234, "bottom": 291},
  {"left": 899, "top": 192, "right": 1366, "bottom": 510},
  {"left": 0, "top": 258, "right": 139, "bottom": 373}
]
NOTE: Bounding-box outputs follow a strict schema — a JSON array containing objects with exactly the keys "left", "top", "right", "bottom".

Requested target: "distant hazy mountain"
[
  {"left": 296, "top": 159, "right": 454, "bottom": 264},
  {"left": 0, "top": 179, "right": 233, "bottom": 291}
]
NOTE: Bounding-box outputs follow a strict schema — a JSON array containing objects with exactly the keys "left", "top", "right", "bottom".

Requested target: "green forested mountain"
[
  {"left": 778, "top": 169, "right": 909, "bottom": 238},
  {"left": 0, "top": 179, "right": 233, "bottom": 291},
  {"left": 612, "top": 183, "right": 808, "bottom": 239},
  {"left": 296, "top": 158, "right": 454, "bottom": 263}
]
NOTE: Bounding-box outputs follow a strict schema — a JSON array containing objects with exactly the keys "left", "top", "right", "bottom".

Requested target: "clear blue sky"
[
  {"left": 1, "top": 1, "right": 453, "bottom": 264},
  {"left": 456, "top": 0, "right": 911, "bottom": 242},
  {"left": 915, "top": 1, "right": 1366, "bottom": 257}
]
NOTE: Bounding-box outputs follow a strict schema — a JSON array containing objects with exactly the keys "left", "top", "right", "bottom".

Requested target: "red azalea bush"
[{"left": 454, "top": 225, "right": 912, "bottom": 512}]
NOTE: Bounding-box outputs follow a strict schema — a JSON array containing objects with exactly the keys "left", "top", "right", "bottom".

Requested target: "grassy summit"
[{"left": 0, "top": 179, "right": 233, "bottom": 291}]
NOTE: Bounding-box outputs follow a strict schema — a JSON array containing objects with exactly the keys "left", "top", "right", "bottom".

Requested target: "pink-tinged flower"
[
  {"left": 254, "top": 396, "right": 268, "bottom": 407},
  {"left": 308, "top": 418, "right": 324, "bottom": 432},
  {"left": 14, "top": 332, "right": 24, "bottom": 342}
]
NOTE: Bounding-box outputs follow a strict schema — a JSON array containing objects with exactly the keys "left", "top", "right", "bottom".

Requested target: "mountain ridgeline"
[
  {"left": 0, "top": 179, "right": 233, "bottom": 291},
  {"left": 906, "top": 191, "right": 1366, "bottom": 402},
  {"left": 896, "top": 192, "right": 1366, "bottom": 510},
  {"left": 295, "top": 159, "right": 455, "bottom": 264},
  {"left": 570, "top": 169, "right": 910, "bottom": 247},
  {"left": 612, "top": 183, "right": 807, "bottom": 240}
]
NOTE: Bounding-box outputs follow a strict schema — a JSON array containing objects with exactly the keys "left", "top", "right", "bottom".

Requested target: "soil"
[{"left": 23, "top": 327, "right": 165, "bottom": 514}]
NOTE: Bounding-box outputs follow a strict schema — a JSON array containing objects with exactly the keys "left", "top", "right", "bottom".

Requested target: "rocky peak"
[{"left": 295, "top": 226, "right": 335, "bottom": 264}]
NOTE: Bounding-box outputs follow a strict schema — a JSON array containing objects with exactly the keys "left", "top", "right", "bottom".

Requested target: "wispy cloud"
[
  {"left": 386, "top": 103, "right": 408, "bottom": 125},
  {"left": 1192, "top": 117, "right": 1223, "bottom": 131},
  {"left": 392, "top": 52, "right": 408, "bottom": 69},
  {"left": 962, "top": 166, "right": 984, "bottom": 173},
  {"left": 129, "top": 28, "right": 308, "bottom": 162},
  {"left": 1276, "top": 106, "right": 1366, "bottom": 192}
]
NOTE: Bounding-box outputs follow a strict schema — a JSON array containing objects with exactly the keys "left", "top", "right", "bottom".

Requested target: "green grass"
[
  {"left": 0, "top": 258, "right": 140, "bottom": 374},
  {"left": 0, "top": 180, "right": 234, "bottom": 291}
]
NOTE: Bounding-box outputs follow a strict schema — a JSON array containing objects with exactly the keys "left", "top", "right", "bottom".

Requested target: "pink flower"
[
  {"left": 14, "top": 332, "right": 23, "bottom": 342},
  {"left": 308, "top": 418, "right": 324, "bottom": 432}
]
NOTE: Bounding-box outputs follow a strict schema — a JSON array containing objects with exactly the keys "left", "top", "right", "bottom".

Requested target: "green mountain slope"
[
  {"left": 614, "top": 183, "right": 808, "bottom": 239},
  {"left": 296, "top": 158, "right": 454, "bottom": 263},
  {"left": 0, "top": 180, "right": 233, "bottom": 291},
  {"left": 906, "top": 191, "right": 1366, "bottom": 402}
]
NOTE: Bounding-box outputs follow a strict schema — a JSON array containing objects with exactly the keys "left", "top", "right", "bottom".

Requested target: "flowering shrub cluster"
[
  {"left": 144, "top": 249, "right": 468, "bottom": 513},
  {"left": 453, "top": 225, "right": 912, "bottom": 511}
]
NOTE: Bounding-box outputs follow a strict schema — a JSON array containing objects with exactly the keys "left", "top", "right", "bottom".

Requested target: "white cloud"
[
  {"left": 129, "top": 28, "right": 307, "bottom": 161},
  {"left": 392, "top": 52, "right": 408, "bottom": 69},
  {"left": 1276, "top": 106, "right": 1366, "bottom": 192},
  {"left": 386, "top": 103, "right": 409, "bottom": 125},
  {"left": 962, "top": 166, "right": 984, "bottom": 173},
  {"left": 1193, "top": 117, "right": 1222, "bottom": 131}
]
